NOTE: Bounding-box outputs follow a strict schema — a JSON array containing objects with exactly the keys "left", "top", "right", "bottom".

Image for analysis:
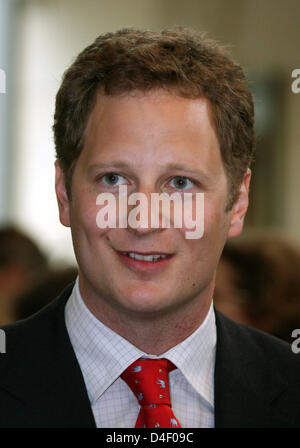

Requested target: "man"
[{"left": 0, "top": 27, "right": 299, "bottom": 428}]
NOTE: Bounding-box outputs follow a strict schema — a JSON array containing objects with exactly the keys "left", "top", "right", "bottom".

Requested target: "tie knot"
[{"left": 121, "top": 358, "right": 176, "bottom": 407}]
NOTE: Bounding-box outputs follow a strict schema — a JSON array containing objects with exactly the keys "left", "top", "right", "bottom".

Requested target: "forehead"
[
  {"left": 85, "top": 89, "right": 216, "bottom": 139},
  {"left": 77, "top": 90, "right": 225, "bottom": 181}
]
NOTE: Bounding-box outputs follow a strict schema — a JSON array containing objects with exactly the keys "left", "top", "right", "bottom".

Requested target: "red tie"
[{"left": 121, "top": 358, "right": 182, "bottom": 428}]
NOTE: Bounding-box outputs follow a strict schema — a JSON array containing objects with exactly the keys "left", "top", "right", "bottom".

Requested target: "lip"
[
  {"left": 118, "top": 251, "right": 172, "bottom": 256},
  {"left": 115, "top": 250, "right": 175, "bottom": 272}
]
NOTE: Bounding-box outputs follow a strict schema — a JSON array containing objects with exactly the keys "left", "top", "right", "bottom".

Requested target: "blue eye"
[
  {"left": 101, "top": 173, "right": 127, "bottom": 186},
  {"left": 169, "top": 176, "right": 193, "bottom": 190}
]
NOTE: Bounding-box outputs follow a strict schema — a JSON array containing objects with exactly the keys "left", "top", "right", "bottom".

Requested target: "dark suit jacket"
[{"left": 0, "top": 283, "right": 300, "bottom": 428}]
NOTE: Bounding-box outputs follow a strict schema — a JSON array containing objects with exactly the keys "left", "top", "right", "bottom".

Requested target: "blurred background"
[{"left": 0, "top": 0, "right": 299, "bottom": 337}]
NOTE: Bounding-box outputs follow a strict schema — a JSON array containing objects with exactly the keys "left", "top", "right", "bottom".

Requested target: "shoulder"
[
  {"left": 0, "top": 282, "right": 96, "bottom": 427},
  {"left": 214, "top": 309, "right": 300, "bottom": 427},
  {"left": 215, "top": 308, "right": 300, "bottom": 368},
  {"left": 0, "top": 283, "right": 74, "bottom": 376}
]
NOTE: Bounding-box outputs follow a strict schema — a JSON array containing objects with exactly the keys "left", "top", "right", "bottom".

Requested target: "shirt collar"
[{"left": 65, "top": 277, "right": 216, "bottom": 407}]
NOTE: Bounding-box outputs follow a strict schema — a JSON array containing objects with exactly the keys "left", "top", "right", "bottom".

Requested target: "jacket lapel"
[{"left": 46, "top": 287, "right": 97, "bottom": 427}]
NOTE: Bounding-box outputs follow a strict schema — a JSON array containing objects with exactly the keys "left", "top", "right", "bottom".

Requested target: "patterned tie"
[{"left": 121, "top": 358, "right": 181, "bottom": 428}]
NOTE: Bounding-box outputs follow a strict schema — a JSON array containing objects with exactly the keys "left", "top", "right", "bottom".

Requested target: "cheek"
[
  {"left": 179, "top": 204, "right": 230, "bottom": 277},
  {"left": 179, "top": 195, "right": 228, "bottom": 243},
  {"left": 70, "top": 190, "right": 109, "bottom": 241},
  {"left": 170, "top": 195, "right": 204, "bottom": 241}
]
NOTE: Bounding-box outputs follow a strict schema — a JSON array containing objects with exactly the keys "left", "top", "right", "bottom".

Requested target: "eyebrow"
[
  {"left": 163, "top": 163, "right": 210, "bottom": 178},
  {"left": 88, "top": 161, "right": 133, "bottom": 172}
]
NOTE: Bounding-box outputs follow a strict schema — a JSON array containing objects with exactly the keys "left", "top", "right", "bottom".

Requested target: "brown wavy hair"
[{"left": 53, "top": 27, "right": 255, "bottom": 209}]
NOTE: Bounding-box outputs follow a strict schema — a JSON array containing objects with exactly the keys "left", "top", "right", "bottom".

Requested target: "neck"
[{"left": 79, "top": 280, "right": 214, "bottom": 355}]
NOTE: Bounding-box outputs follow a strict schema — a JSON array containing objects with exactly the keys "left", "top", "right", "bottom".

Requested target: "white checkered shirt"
[{"left": 65, "top": 278, "right": 216, "bottom": 428}]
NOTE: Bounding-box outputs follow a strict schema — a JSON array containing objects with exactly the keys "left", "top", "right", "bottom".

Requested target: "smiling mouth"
[{"left": 116, "top": 250, "right": 174, "bottom": 264}]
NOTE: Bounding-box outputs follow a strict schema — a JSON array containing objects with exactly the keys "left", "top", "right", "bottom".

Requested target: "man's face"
[{"left": 56, "top": 90, "right": 250, "bottom": 320}]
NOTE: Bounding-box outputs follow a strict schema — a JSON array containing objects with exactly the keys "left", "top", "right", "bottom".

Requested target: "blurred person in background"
[
  {"left": 13, "top": 266, "right": 78, "bottom": 321},
  {"left": 214, "top": 233, "right": 300, "bottom": 343},
  {"left": 0, "top": 225, "right": 48, "bottom": 325}
]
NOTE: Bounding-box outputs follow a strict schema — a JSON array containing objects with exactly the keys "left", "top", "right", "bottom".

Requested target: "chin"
[{"left": 117, "top": 283, "right": 173, "bottom": 314}]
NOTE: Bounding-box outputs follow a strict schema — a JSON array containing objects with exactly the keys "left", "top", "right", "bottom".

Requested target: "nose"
[{"left": 126, "top": 187, "right": 166, "bottom": 237}]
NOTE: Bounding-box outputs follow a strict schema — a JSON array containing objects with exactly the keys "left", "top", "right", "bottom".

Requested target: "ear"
[
  {"left": 55, "top": 161, "right": 71, "bottom": 227},
  {"left": 228, "top": 169, "right": 251, "bottom": 238}
]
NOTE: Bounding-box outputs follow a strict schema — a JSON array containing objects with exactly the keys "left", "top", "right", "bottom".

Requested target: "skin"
[{"left": 55, "top": 90, "right": 251, "bottom": 354}]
